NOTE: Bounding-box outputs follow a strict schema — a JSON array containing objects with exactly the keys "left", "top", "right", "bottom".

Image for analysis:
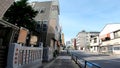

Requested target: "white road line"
[
  {"left": 85, "top": 57, "right": 120, "bottom": 63},
  {"left": 108, "top": 60, "right": 120, "bottom": 63}
]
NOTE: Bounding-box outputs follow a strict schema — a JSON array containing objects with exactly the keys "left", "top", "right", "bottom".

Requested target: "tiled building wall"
[
  {"left": 33, "top": 2, "right": 51, "bottom": 21},
  {"left": 0, "top": 0, "right": 14, "bottom": 18}
]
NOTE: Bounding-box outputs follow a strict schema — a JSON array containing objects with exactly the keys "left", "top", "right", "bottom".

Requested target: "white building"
[
  {"left": 90, "top": 35, "right": 100, "bottom": 53},
  {"left": 99, "top": 24, "right": 120, "bottom": 54},
  {"left": 76, "top": 30, "right": 99, "bottom": 51},
  {"left": 66, "top": 41, "right": 71, "bottom": 46},
  {"left": 76, "top": 31, "right": 86, "bottom": 50}
]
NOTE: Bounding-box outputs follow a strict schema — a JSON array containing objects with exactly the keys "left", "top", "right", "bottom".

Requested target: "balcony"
[{"left": 101, "top": 38, "right": 120, "bottom": 46}]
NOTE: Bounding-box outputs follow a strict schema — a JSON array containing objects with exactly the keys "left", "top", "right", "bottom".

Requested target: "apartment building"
[
  {"left": 99, "top": 24, "right": 120, "bottom": 54},
  {"left": 31, "top": 0, "right": 60, "bottom": 61},
  {"left": 90, "top": 35, "right": 100, "bottom": 53},
  {"left": 66, "top": 41, "right": 71, "bottom": 46},
  {"left": 76, "top": 30, "right": 86, "bottom": 50},
  {"left": 76, "top": 30, "right": 99, "bottom": 51},
  {"left": 87, "top": 32, "right": 100, "bottom": 45}
]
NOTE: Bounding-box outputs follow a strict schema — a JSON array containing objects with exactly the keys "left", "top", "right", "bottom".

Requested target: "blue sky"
[{"left": 30, "top": 0, "right": 120, "bottom": 42}]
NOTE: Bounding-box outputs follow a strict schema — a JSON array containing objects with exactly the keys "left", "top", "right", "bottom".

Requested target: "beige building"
[
  {"left": 31, "top": 0, "right": 60, "bottom": 61},
  {"left": 76, "top": 31, "right": 87, "bottom": 50},
  {"left": 0, "top": 0, "right": 14, "bottom": 18},
  {"left": 32, "top": 0, "right": 60, "bottom": 46},
  {"left": 61, "top": 33, "right": 65, "bottom": 46}
]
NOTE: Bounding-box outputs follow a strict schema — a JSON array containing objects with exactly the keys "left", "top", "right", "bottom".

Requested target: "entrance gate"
[{"left": 0, "top": 25, "right": 19, "bottom": 68}]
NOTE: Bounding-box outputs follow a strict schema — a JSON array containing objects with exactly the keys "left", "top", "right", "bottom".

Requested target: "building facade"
[
  {"left": 76, "top": 31, "right": 87, "bottom": 50},
  {"left": 71, "top": 38, "right": 77, "bottom": 50},
  {"left": 90, "top": 35, "right": 100, "bottom": 53},
  {"left": 32, "top": 0, "right": 60, "bottom": 46},
  {"left": 99, "top": 24, "right": 120, "bottom": 54},
  {"left": 31, "top": 0, "right": 60, "bottom": 61},
  {"left": 61, "top": 33, "right": 65, "bottom": 46},
  {"left": 31, "top": 1, "right": 52, "bottom": 47},
  {"left": 87, "top": 32, "right": 100, "bottom": 46},
  {"left": 76, "top": 30, "right": 99, "bottom": 51},
  {"left": 66, "top": 41, "right": 71, "bottom": 46}
]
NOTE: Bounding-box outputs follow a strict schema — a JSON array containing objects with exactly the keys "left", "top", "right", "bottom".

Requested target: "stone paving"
[{"left": 42, "top": 50, "right": 79, "bottom": 68}]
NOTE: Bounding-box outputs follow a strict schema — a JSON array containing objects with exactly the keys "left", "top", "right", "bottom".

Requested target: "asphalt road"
[{"left": 70, "top": 50, "right": 120, "bottom": 68}]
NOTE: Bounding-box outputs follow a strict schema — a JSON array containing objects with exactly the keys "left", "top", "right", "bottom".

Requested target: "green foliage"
[{"left": 3, "top": 0, "right": 38, "bottom": 30}]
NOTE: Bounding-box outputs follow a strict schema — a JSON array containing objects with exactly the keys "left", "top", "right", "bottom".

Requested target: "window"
[
  {"left": 37, "top": 21, "right": 48, "bottom": 32},
  {"left": 114, "top": 30, "right": 120, "bottom": 38},
  {"left": 43, "top": 21, "right": 48, "bottom": 24},
  {"left": 40, "top": 9, "right": 44, "bottom": 13},
  {"left": 43, "top": 28, "right": 47, "bottom": 31},
  {"left": 56, "top": 26, "right": 58, "bottom": 31},
  {"left": 36, "top": 7, "right": 46, "bottom": 13},
  {"left": 43, "top": 24, "right": 47, "bottom": 27},
  {"left": 42, "top": 24, "right": 47, "bottom": 31},
  {"left": 114, "top": 47, "right": 120, "bottom": 50},
  {"left": 91, "top": 35, "right": 95, "bottom": 38},
  {"left": 42, "top": 21, "right": 47, "bottom": 32},
  {"left": 105, "top": 37, "right": 110, "bottom": 40},
  {"left": 94, "top": 38, "right": 97, "bottom": 43},
  {"left": 36, "top": 24, "right": 41, "bottom": 32},
  {"left": 37, "top": 21, "right": 43, "bottom": 24},
  {"left": 101, "top": 37, "right": 110, "bottom": 41}
]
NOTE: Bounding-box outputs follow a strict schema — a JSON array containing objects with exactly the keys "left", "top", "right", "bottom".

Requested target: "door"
[{"left": 0, "top": 27, "right": 13, "bottom": 68}]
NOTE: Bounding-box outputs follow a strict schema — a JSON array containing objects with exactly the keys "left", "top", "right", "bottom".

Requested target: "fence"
[
  {"left": 71, "top": 53, "right": 101, "bottom": 68},
  {"left": 43, "top": 47, "right": 54, "bottom": 62},
  {"left": 7, "top": 43, "right": 43, "bottom": 68}
]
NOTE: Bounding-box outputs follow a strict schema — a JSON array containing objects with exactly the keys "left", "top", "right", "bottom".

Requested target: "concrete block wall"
[
  {"left": 7, "top": 43, "right": 43, "bottom": 68},
  {"left": 43, "top": 47, "right": 54, "bottom": 62}
]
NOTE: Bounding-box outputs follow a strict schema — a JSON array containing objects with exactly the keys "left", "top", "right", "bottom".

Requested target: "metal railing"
[{"left": 71, "top": 53, "right": 101, "bottom": 68}]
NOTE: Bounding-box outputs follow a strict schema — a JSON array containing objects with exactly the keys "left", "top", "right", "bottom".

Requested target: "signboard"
[
  {"left": 30, "top": 35, "right": 38, "bottom": 45},
  {"left": 17, "top": 27, "right": 28, "bottom": 44}
]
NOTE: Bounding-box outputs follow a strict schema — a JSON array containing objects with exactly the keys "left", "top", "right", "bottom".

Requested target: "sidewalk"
[{"left": 41, "top": 50, "right": 79, "bottom": 68}]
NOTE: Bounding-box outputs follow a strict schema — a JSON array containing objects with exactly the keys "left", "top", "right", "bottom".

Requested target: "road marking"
[
  {"left": 108, "top": 60, "right": 120, "bottom": 63},
  {"left": 94, "top": 57, "right": 120, "bottom": 63},
  {"left": 85, "top": 57, "right": 120, "bottom": 63}
]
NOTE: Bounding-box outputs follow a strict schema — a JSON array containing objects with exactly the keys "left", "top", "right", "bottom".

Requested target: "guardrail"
[{"left": 69, "top": 51, "right": 101, "bottom": 68}]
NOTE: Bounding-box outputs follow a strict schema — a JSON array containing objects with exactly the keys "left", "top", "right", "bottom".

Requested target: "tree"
[{"left": 3, "top": 0, "right": 38, "bottom": 30}]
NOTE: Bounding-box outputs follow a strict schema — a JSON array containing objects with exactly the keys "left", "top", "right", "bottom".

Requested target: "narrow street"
[
  {"left": 1, "top": 0, "right": 120, "bottom": 68},
  {"left": 42, "top": 50, "right": 79, "bottom": 68},
  {"left": 71, "top": 50, "right": 120, "bottom": 68}
]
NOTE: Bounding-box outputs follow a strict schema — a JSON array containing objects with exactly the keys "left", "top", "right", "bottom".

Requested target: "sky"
[{"left": 29, "top": 0, "right": 120, "bottom": 42}]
